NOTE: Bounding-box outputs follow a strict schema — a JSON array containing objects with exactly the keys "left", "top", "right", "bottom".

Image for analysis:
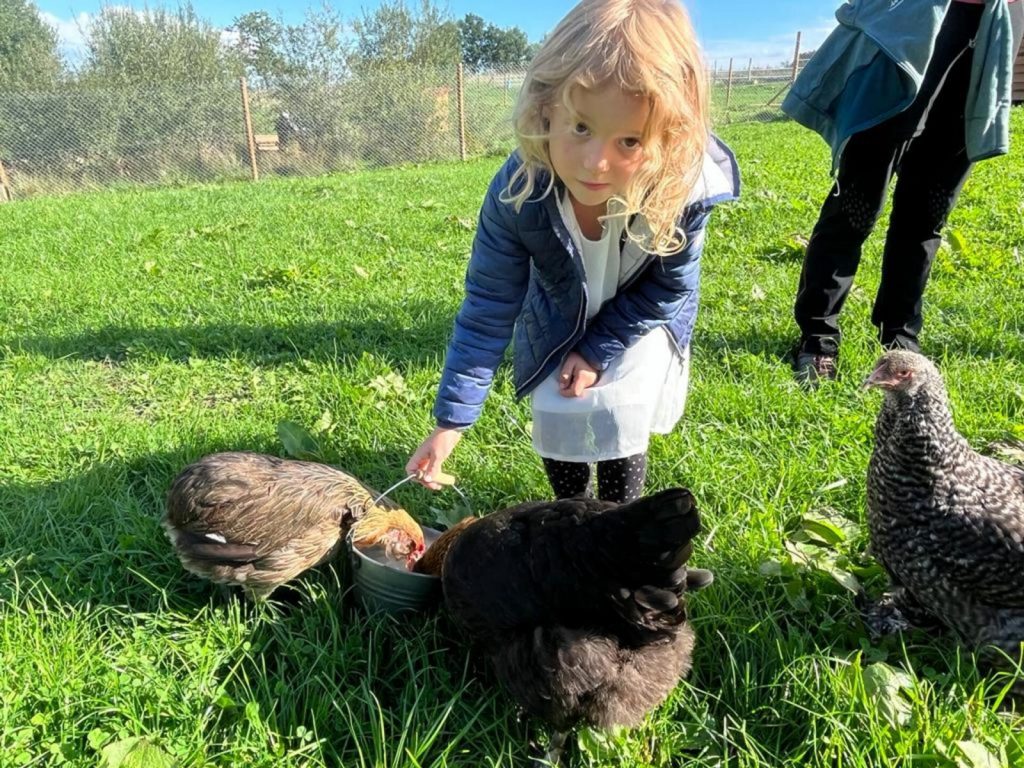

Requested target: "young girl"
[{"left": 407, "top": 0, "right": 739, "bottom": 503}]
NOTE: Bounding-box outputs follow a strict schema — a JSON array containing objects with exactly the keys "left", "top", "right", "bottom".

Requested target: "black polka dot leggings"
[{"left": 541, "top": 453, "right": 647, "bottom": 504}]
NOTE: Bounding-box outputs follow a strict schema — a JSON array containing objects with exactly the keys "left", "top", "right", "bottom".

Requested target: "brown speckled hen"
[
  {"left": 164, "top": 452, "right": 424, "bottom": 599},
  {"left": 865, "top": 350, "right": 1024, "bottom": 677},
  {"left": 414, "top": 488, "right": 712, "bottom": 766}
]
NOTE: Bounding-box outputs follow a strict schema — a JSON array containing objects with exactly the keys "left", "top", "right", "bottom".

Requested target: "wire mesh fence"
[
  {"left": 710, "top": 64, "right": 801, "bottom": 125},
  {"left": 0, "top": 81, "right": 248, "bottom": 197},
  {"left": 0, "top": 49, "right": 802, "bottom": 200}
]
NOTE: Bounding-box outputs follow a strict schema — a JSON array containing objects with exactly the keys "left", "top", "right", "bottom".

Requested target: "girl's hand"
[
  {"left": 558, "top": 352, "right": 599, "bottom": 397},
  {"left": 406, "top": 426, "right": 463, "bottom": 490}
]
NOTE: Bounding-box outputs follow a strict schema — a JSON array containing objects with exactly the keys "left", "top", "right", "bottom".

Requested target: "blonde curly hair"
[{"left": 503, "top": 0, "right": 709, "bottom": 256}]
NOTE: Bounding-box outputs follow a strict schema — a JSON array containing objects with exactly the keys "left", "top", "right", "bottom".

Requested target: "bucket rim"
[{"left": 346, "top": 526, "right": 441, "bottom": 582}]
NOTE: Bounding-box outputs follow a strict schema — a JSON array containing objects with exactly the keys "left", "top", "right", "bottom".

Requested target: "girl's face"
[{"left": 545, "top": 83, "right": 650, "bottom": 216}]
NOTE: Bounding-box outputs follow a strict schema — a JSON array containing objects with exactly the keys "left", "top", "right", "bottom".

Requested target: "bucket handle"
[
  {"left": 345, "top": 529, "right": 361, "bottom": 570},
  {"left": 372, "top": 471, "right": 473, "bottom": 517}
]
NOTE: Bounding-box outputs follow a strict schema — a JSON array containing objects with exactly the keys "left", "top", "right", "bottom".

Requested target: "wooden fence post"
[
  {"left": 456, "top": 61, "right": 467, "bottom": 162},
  {"left": 0, "top": 157, "right": 12, "bottom": 202},
  {"left": 239, "top": 76, "right": 259, "bottom": 182},
  {"left": 725, "top": 58, "right": 734, "bottom": 110},
  {"left": 766, "top": 31, "right": 803, "bottom": 106},
  {"left": 790, "top": 31, "right": 802, "bottom": 83}
]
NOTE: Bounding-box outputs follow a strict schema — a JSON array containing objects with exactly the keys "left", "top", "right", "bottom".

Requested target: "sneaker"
[
  {"left": 881, "top": 336, "right": 921, "bottom": 353},
  {"left": 792, "top": 350, "right": 837, "bottom": 386}
]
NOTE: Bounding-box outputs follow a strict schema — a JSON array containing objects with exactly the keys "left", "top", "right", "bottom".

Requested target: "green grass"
[{"left": 1, "top": 111, "right": 1023, "bottom": 767}]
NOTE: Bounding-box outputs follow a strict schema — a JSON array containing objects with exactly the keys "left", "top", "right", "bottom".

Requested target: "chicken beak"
[
  {"left": 406, "top": 543, "right": 425, "bottom": 570},
  {"left": 863, "top": 361, "right": 894, "bottom": 390}
]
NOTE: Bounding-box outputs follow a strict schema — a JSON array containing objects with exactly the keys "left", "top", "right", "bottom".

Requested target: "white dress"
[{"left": 530, "top": 192, "right": 690, "bottom": 463}]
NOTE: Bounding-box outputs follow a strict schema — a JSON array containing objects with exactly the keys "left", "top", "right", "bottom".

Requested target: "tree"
[
  {"left": 82, "top": 3, "right": 241, "bottom": 86},
  {"left": 341, "top": 0, "right": 460, "bottom": 166},
  {"left": 457, "top": 13, "right": 489, "bottom": 70},
  {"left": 409, "top": 0, "right": 459, "bottom": 68},
  {"left": 458, "top": 13, "right": 530, "bottom": 71},
  {"left": 0, "top": 0, "right": 63, "bottom": 90},
  {"left": 231, "top": 6, "right": 351, "bottom": 88},
  {"left": 487, "top": 25, "right": 530, "bottom": 69},
  {"left": 281, "top": 4, "right": 350, "bottom": 84},
  {"left": 70, "top": 4, "right": 244, "bottom": 183},
  {"left": 231, "top": 11, "right": 287, "bottom": 87},
  {"left": 780, "top": 48, "right": 817, "bottom": 70},
  {"left": 349, "top": 0, "right": 459, "bottom": 73}
]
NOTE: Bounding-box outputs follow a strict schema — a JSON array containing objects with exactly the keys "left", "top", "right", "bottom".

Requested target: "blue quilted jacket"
[{"left": 433, "top": 137, "right": 740, "bottom": 429}]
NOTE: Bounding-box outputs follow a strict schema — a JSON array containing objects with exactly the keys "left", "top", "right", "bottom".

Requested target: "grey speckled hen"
[{"left": 865, "top": 350, "right": 1024, "bottom": 676}]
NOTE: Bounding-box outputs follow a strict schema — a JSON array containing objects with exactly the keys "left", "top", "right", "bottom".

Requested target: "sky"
[{"left": 34, "top": 0, "right": 842, "bottom": 68}]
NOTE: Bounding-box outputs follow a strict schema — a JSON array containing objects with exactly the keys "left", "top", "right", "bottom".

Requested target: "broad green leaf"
[
  {"left": 827, "top": 566, "right": 861, "bottom": 594},
  {"left": 862, "top": 662, "right": 914, "bottom": 728},
  {"left": 100, "top": 737, "right": 141, "bottom": 767},
  {"left": 955, "top": 740, "right": 1002, "bottom": 768},
  {"left": 801, "top": 517, "right": 846, "bottom": 547},
  {"left": 245, "top": 700, "right": 262, "bottom": 727},
  {"left": 101, "top": 738, "right": 175, "bottom": 768},
  {"left": 576, "top": 726, "right": 622, "bottom": 761},
  {"left": 277, "top": 420, "right": 321, "bottom": 460},
  {"left": 783, "top": 578, "right": 810, "bottom": 612},
  {"left": 784, "top": 539, "right": 812, "bottom": 566},
  {"left": 947, "top": 229, "right": 968, "bottom": 254},
  {"left": 87, "top": 728, "right": 110, "bottom": 752},
  {"left": 315, "top": 409, "right": 334, "bottom": 433}
]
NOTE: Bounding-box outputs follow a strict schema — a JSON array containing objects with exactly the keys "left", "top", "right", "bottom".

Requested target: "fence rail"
[{"left": 0, "top": 36, "right": 805, "bottom": 200}]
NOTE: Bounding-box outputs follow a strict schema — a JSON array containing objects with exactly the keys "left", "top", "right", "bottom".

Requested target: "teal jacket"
[{"left": 782, "top": 0, "right": 1019, "bottom": 170}]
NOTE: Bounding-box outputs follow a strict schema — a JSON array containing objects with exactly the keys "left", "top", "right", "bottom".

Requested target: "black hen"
[
  {"left": 865, "top": 350, "right": 1024, "bottom": 680},
  {"left": 417, "top": 488, "right": 712, "bottom": 764}
]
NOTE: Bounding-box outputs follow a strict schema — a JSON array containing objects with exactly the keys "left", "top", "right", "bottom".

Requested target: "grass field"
[{"left": 1, "top": 112, "right": 1023, "bottom": 767}]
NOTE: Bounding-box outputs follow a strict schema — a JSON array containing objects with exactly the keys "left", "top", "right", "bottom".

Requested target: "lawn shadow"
[
  {"left": 0, "top": 444, "right": 527, "bottom": 764},
  {"left": 2, "top": 305, "right": 455, "bottom": 370},
  {"left": 212, "top": 601, "right": 523, "bottom": 767},
  {"left": 754, "top": 241, "right": 807, "bottom": 265},
  {"left": 926, "top": 331, "right": 1024, "bottom": 362},
  {"left": 0, "top": 441, "right": 446, "bottom": 613},
  {"left": 694, "top": 330, "right": 796, "bottom": 362},
  {"left": 697, "top": 327, "right": 1024, "bottom": 367},
  {"left": 2, "top": 440, "right": 850, "bottom": 764}
]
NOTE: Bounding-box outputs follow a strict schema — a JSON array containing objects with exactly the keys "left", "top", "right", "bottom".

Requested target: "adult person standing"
[{"left": 783, "top": 0, "right": 1024, "bottom": 385}]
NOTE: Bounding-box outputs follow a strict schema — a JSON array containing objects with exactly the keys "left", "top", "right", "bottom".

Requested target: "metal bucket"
[{"left": 348, "top": 526, "right": 441, "bottom": 615}]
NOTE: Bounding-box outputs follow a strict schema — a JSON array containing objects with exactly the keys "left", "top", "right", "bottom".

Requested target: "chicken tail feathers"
[
  {"left": 612, "top": 487, "right": 701, "bottom": 569},
  {"left": 169, "top": 529, "right": 261, "bottom": 565},
  {"left": 592, "top": 488, "right": 707, "bottom": 632}
]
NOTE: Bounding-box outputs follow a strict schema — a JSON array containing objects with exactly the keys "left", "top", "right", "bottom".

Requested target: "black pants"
[
  {"left": 794, "top": 2, "right": 982, "bottom": 355},
  {"left": 542, "top": 453, "right": 647, "bottom": 504}
]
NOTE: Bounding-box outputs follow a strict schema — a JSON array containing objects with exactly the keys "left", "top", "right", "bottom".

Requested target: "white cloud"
[
  {"left": 221, "top": 28, "right": 241, "bottom": 49},
  {"left": 41, "top": 8, "right": 243, "bottom": 66},
  {"left": 702, "top": 22, "right": 837, "bottom": 68},
  {"left": 40, "top": 11, "right": 92, "bottom": 64}
]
